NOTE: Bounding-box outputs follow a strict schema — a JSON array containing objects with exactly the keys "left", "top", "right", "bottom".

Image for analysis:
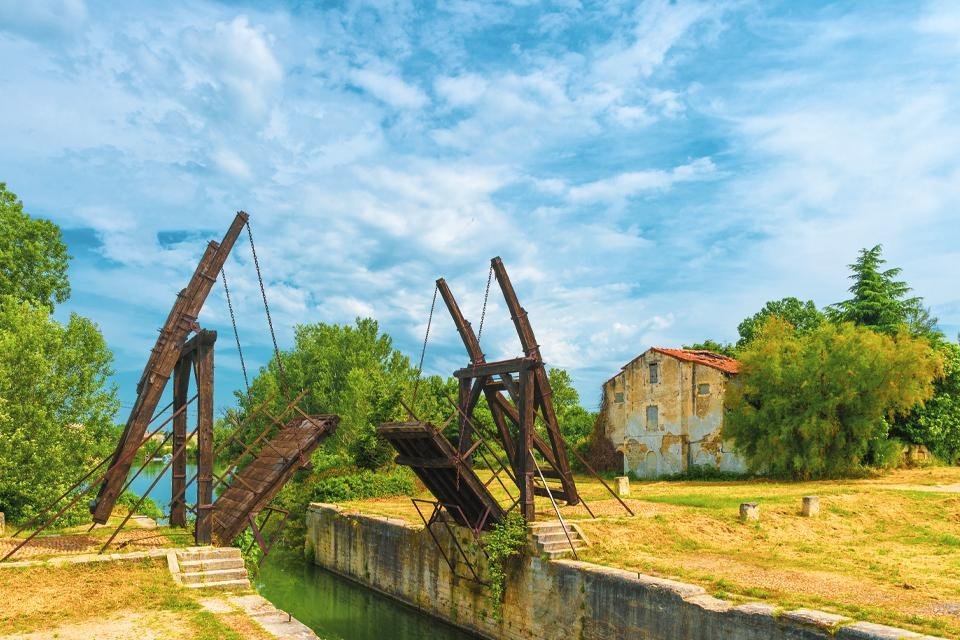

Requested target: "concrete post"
[
  {"left": 0, "top": 511, "right": 5, "bottom": 536},
  {"left": 801, "top": 496, "right": 820, "bottom": 517},
  {"left": 615, "top": 476, "right": 630, "bottom": 497},
  {"left": 739, "top": 502, "right": 760, "bottom": 522}
]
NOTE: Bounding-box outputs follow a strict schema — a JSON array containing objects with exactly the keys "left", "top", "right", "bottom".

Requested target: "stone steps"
[
  {"left": 179, "top": 557, "right": 245, "bottom": 572},
  {"left": 530, "top": 521, "right": 590, "bottom": 559},
  {"left": 169, "top": 546, "right": 250, "bottom": 591}
]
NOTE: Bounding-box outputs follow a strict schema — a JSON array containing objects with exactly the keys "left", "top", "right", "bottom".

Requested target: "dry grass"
[
  {"left": 0, "top": 559, "right": 271, "bottom": 639},
  {"left": 341, "top": 466, "right": 960, "bottom": 638}
]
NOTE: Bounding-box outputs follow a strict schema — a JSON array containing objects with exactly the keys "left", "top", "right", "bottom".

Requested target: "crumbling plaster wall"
[{"left": 602, "top": 351, "right": 744, "bottom": 478}]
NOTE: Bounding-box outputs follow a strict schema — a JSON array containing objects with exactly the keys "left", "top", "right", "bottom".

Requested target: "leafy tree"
[
  {"left": 0, "top": 183, "right": 70, "bottom": 309},
  {"left": 736, "top": 297, "right": 825, "bottom": 348},
  {"left": 828, "top": 244, "right": 939, "bottom": 338},
  {"left": 724, "top": 317, "right": 942, "bottom": 479},
  {"left": 0, "top": 297, "right": 118, "bottom": 522},
  {"left": 682, "top": 339, "right": 737, "bottom": 357},
  {"left": 891, "top": 340, "right": 960, "bottom": 463},
  {"left": 547, "top": 368, "right": 595, "bottom": 447},
  {"left": 231, "top": 318, "right": 454, "bottom": 465}
]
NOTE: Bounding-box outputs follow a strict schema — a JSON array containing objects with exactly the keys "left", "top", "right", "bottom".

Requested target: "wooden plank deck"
[
  {"left": 377, "top": 421, "right": 505, "bottom": 531},
  {"left": 210, "top": 415, "right": 339, "bottom": 545}
]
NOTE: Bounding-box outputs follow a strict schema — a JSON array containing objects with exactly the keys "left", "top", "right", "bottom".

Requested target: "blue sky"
[{"left": 2, "top": 0, "right": 959, "bottom": 419}]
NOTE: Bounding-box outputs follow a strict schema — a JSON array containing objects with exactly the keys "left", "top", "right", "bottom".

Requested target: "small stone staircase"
[
  {"left": 530, "top": 521, "right": 590, "bottom": 560},
  {"left": 168, "top": 546, "right": 250, "bottom": 590}
]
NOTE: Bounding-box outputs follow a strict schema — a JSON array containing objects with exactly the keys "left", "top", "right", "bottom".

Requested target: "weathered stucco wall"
[
  {"left": 305, "top": 504, "right": 935, "bottom": 640},
  {"left": 602, "top": 350, "right": 744, "bottom": 477}
]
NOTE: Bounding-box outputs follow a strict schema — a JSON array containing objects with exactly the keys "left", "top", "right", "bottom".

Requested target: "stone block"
[
  {"left": 615, "top": 476, "right": 630, "bottom": 497},
  {"left": 837, "top": 621, "right": 925, "bottom": 639},
  {"left": 739, "top": 502, "right": 760, "bottom": 521},
  {"left": 0, "top": 511, "right": 4, "bottom": 536},
  {"left": 783, "top": 608, "right": 848, "bottom": 630},
  {"left": 802, "top": 496, "right": 820, "bottom": 517}
]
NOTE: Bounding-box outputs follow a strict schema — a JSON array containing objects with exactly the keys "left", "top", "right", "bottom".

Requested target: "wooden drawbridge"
[
  {"left": 211, "top": 414, "right": 338, "bottom": 546},
  {"left": 378, "top": 421, "right": 504, "bottom": 531}
]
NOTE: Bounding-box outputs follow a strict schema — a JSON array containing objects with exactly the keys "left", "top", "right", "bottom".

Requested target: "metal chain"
[
  {"left": 246, "top": 221, "right": 289, "bottom": 392},
  {"left": 477, "top": 264, "right": 493, "bottom": 341},
  {"left": 221, "top": 267, "right": 250, "bottom": 397},
  {"left": 411, "top": 284, "right": 438, "bottom": 405}
]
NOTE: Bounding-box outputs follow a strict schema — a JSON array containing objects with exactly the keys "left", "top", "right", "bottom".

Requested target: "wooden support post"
[
  {"left": 491, "top": 257, "right": 580, "bottom": 506},
  {"left": 92, "top": 212, "right": 249, "bottom": 524},
  {"left": 170, "top": 356, "right": 191, "bottom": 527},
  {"left": 457, "top": 376, "right": 472, "bottom": 455},
  {"left": 518, "top": 369, "right": 536, "bottom": 521},
  {"left": 195, "top": 330, "right": 216, "bottom": 545}
]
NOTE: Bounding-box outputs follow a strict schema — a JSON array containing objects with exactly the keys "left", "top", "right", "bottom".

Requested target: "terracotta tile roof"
[{"left": 650, "top": 347, "right": 740, "bottom": 375}]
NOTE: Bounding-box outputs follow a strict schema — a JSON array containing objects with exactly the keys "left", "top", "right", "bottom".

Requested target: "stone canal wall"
[{"left": 306, "top": 503, "right": 941, "bottom": 640}]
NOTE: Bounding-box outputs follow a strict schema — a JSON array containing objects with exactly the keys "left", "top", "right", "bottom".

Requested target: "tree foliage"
[
  {"left": 0, "top": 183, "right": 70, "bottom": 310},
  {"left": 547, "top": 367, "right": 596, "bottom": 447},
  {"left": 891, "top": 341, "right": 960, "bottom": 463},
  {"left": 0, "top": 297, "right": 118, "bottom": 522},
  {"left": 828, "top": 244, "right": 939, "bottom": 338},
  {"left": 232, "top": 318, "right": 456, "bottom": 464},
  {"left": 724, "top": 317, "right": 942, "bottom": 479},
  {"left": 736, "top": 297, "right": 825, "bottom": 348},
  {"left": 682, "top": 339, "right": 737, "bottom": 358}
]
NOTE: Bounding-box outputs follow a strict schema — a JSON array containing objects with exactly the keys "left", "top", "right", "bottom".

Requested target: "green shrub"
[
  {"left": 311, "top": 466, "right": 415, "bottom": 503},
  {"left": 483, "top": 513, "right": 527, "bottom": 620},
  {"left": 348, "top": 432, "right": 393, "bottom": 471},
  {"left": 725, "top": 318, "right": 941, "bottom": 479},
  {"left": 117, "top": 491, "right": 164, "bottom": 520}
]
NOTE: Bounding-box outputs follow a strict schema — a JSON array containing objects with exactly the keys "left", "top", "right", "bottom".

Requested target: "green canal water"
[
  {"left": 255, "top": 550, "right": 481, "bottom": 640},
  {"left": 128, "top": 464, "right": 477, "bottom": 638}
]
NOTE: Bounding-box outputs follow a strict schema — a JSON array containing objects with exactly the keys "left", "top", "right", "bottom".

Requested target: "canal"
[
  {"left": 256, "top": 550, "right": 480, "bottom": 640},
  {"left": 128, "top": 462, "right": 479, "bottom": 639}
]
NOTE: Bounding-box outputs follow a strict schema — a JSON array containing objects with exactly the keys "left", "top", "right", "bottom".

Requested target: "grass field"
[
  {"left": 340, "top": 466, "right": 960, "bottom": 638},
  {"left": 0, "top": 558, "right": 271, "bottom": 639}
]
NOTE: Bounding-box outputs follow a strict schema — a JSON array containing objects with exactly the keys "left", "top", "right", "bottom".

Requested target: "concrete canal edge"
[{"left": 306, "top": 503, "right": 945, "bottom": 640}]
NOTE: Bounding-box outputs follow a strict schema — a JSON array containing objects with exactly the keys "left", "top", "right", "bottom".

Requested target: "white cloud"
[
  {"left": 567, "top": 157, "right": 716, "bottom": 203},
  {"left": 211, "top": 148, "right": 253, "bottom": 181},
  {"left": 0, "top": 0, "right": 87, "bottom": 41},
  {"left": 435, "top": 73, "right": 488, "bottom": 107},
  {"left": 350, "top": 67, "right": 429, "bottom": 109}
]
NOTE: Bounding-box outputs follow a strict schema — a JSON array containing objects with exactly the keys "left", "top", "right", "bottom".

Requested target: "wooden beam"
[
  {"left": 453, "top": 357, "right": 536, "bottom": 379},
  {"left": 194, "top": 331, "right": 215, "bottom": 545},
  {"left": 169, "top": 355, "right": 191, "bottom": 527},
  {"left": 92, "top": 212, "right": 249, "bottom": 524}
]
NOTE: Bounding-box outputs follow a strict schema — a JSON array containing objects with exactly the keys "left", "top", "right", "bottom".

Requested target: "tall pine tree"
[{"left": 828, "top": 244, "right": 939, "bottom": 339}]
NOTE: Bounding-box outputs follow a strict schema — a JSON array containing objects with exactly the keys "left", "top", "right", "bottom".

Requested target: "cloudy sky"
[{"left": 2, "top": 0, "right": 959, "bottom": 417}]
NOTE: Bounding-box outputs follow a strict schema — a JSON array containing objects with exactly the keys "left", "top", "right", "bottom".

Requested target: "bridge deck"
[
  {"left": 378, "top": 421, "right": 505, "bottom": 531},
  {"left": 210, "top": 414, "right": 338, "bottom": 545}
]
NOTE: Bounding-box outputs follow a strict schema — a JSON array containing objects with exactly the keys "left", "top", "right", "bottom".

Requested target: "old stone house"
[{"left": 599, "top": 348, "right": 745, "bottom": 478}]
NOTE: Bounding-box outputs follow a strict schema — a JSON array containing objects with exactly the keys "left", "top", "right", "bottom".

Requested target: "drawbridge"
[
  {"left": 381, "top": 257, "right": 633, "bottom": 552},
  {"left": 211, "top": 414, "right": 338, "bottom": 545},
  {"left": 2, "top": 213, "right": 339, "bottom": 562},
  {"left": 378, "top": 421, "right": 504, "bottom": 531}
]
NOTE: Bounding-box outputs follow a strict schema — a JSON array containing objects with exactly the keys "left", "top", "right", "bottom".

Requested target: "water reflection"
[{"left": 256, "top": 550, "right": 480, "bottom": 640}]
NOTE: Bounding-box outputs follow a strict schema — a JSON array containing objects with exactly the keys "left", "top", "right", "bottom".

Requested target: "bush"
[
  {"left": 891, "top": 341, "right": 960, "bottom": 463},
  {"left": 117, "top": 491, "right": 164, "bottom": 520},
  {"left": 725, "top": 318, "right": 942, "bottom": 479},
  {"left": 483, "top": 513, "right": 527, "bottom": 620},
  {"left": 348, "top": 431, "right": 394, "bottom": 471},
  {"left": 311, "top": 466, "right": 415, "bottom": 503}
]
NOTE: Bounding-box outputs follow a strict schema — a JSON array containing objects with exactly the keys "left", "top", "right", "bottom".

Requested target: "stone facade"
[
  {"left": 600, "top": 348, "right": 745, "bottom": 478},
  {"left": 306, "top": 503, "right": 943, "bottom": 640}
]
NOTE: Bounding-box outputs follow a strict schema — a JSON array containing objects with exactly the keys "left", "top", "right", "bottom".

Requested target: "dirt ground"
[{"left": 341, "top": 465, "right": 960, "bottom": 638}]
